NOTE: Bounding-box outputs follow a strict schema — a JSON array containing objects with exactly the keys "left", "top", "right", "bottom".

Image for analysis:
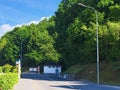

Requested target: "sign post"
[{"left": 16, "top": 60, "right": 21, "bottom": 80}]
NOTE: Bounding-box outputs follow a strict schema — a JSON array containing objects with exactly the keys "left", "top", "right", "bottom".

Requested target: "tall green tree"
[
  {"left": 54, "top": 0, "right": 120, "bottom": 67},
  {"left": 0, "top": 18, "right": 60, "bottom": 67}
]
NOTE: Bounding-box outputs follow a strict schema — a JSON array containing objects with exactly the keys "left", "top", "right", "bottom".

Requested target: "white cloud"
[
  {"left": 0, "top": 17, "right": 50, "bottom": 38},
  {"left": 26, "top": 20, "right": 39, "bottom": 25},
  {"left": 40, "top": 17, "right": 50, "bottom": 21},
  {"left": 0, "top": 24, "right": 14, "bottom": 37}
]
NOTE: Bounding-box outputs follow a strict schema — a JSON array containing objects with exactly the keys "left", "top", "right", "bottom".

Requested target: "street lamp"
[
  {"left": 78, "top": 3, "right": 100, "bottom": 84},
  {"left": 20, "top": 40, "right": 23, "bottom": 66}
]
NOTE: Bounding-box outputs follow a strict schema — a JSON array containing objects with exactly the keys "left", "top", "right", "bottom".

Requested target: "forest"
[{"left": 0, "top": 0, "right": 120, "bottom": 70}]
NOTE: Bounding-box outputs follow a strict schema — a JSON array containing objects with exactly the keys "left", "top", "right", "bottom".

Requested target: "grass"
[
  {"left": 63, "top": 64, "right": 87, "bottom": 74},
  {"left": 64, "top": 61, "right": 120, "bottom": 85}
]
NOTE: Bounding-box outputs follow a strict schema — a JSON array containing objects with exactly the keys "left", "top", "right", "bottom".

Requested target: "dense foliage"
[
  {"left": 0, "top": 18, "right": 60, "bottom": 67},
  {"left": 0, "top": 64, "right": 18, "bottom": 90},
  {"left": 0, "top": 0, "right": 119, "bottom": 69},
  {"left": 2, "top": 64, "right": 18, "bottom": 73},
  {"left": 0, "top": 67, "right": 2, "bottom": 73},
  {"left": 0, "top": 73, "right": 18, "bottom": 90},
  {"left": 55, "top": 0, "right": 120, "bottom": 67}
]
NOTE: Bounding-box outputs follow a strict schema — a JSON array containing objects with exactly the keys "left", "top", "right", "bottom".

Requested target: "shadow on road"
[
  {"left": 21, "top": 73, "right": 120, "bottom": 90},
  {"left": 51, "top": 84, "right": 120, "bottom": 90},
  {"left": 21, "top": 73, "right": 72, "bottom": 81}
]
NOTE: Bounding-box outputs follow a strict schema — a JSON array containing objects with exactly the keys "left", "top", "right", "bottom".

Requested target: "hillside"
[
  {"left": 0, "top": 0, "right": 119, "bottom": 72},
  {"left": 64, "top": 61, "right": 120, "bottom": 85}
]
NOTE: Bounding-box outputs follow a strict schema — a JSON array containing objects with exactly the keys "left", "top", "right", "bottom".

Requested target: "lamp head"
[{"left": 78, "top": 3, "right": 87, "bottom": 7}]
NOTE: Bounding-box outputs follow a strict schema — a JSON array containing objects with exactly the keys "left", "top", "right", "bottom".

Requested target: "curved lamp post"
[{"left": 78, "top": 3, "right": 100, "bottom": 84}]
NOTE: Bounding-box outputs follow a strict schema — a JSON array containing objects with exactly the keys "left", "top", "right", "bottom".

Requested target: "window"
[
  {"left": 48, "top": 66, "right": 51, "bottom": 68},
  {"left": 52, "top": 66, "right": 55, "bottom": 68}
]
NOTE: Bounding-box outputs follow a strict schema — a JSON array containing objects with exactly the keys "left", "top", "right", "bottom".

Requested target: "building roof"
[{"left": 44, "top": 61, "right": 61, "bottom": 66}]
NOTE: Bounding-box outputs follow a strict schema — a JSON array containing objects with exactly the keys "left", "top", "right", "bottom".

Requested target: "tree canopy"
[
  {"left": 0, "top": 18, "right": 60, "bottom": 67},
  {"left": 54, "top": 0, "right": 120, "bottom": 66},
  {"left": 0, "top": 0, "right": 119, "bottom": 69}
]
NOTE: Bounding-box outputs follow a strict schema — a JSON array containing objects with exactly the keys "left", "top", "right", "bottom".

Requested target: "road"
[{"left": 14, "top": 73, "right": 120, "bottom": 90}]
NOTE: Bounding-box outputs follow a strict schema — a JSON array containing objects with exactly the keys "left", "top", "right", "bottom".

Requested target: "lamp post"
[
  {"left": 78, "top": 3, "right": 100, "bottom": 84},
  {"left": 20, "top": 40, "right": 22, "bottom": 66},
  {"left": 16, "top": 59, "right": 21, "bottom": 80}
]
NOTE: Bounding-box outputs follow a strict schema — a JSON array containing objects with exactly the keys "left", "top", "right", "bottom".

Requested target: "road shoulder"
[{"left": 14, "top": 78, "right": 40, "bottom": 90}]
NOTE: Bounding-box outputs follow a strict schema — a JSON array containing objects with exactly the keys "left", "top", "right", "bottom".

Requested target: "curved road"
[{"left": 14, "top": 73, "right": 120, "bottom": 90}]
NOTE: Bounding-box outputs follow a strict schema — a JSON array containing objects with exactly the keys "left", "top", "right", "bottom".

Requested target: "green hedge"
[
  {"left": 0, "top": 73, "right": 18, "bottom": 90},
  {"left": 0, "top": 64, "right": 18, "bottom": 73},
  {"left": 0, "top": 64, "right": 18, "bottom": 90},
  {"left": 2, "top": 64, "right": 12, "bottom": 73},
  {"left": 0, "top": 67, "right": 2, "bottom": 73}
]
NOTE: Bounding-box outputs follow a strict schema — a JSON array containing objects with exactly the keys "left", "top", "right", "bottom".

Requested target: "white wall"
[
  {"left": 44, "top": 66, "right": 61, "bottom": 74},
  {"left": 29, "top": 68, "right": 37, "bottom": 72}
]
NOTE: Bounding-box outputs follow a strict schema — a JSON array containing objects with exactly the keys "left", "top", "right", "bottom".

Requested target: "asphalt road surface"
[{"left": 14, "top": 73, "right": 120, "bottom": 90}]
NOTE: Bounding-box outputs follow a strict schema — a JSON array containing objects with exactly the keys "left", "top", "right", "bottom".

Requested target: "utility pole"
[
  {"left": 20, "top": 41, "right": 22, "bottom": 67},
  {"left": 78, "top": 3, "right": 100, "bottom": 84}
]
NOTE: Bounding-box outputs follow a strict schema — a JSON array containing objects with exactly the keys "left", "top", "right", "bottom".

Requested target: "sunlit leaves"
[
  {"left": 109, "top": 4, "right": 120, "bottom": 21},
  {"left": 98, "top": 0, "right": 114, "bottom": 7},
  {"left": 0, "top": 38, "right": 7, "bottom": 50},
  {"left": 55, "top": 0, "right": 120, "bottom": 66},
  {"left": 0, "top": 18, "right": 60, "bottom": 67}
]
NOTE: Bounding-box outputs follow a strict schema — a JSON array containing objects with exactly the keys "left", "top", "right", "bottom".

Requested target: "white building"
[
  {"left": 29, "top": 67, "right": 37, "bottom": 72},
  {"left": 43, "top": 62, "right": 61, "bottom": 74}
]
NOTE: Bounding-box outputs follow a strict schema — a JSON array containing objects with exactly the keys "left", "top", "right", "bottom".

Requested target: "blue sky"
[{"left": 0, "top": 0, "right": 62, "bottom": 37}]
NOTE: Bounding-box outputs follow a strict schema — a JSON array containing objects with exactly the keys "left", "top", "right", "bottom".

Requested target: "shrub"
[
  {"left": 11, "top": 66, "right": 18, "bottom": 73},
  {"left": 0, "top": 64, "right": 18, "bottom": 90},
  {"left": 0, "top": 67, "right": 2, "bottom": 73},
  {"left": 2, "top": 64, "right": 12, "bottom": 73},
  {"left": 112, "top": 62, "right": 120, "bottom": 72},
  {"left": 0, "top": 73, "right": 18, "bottom": 90}
]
